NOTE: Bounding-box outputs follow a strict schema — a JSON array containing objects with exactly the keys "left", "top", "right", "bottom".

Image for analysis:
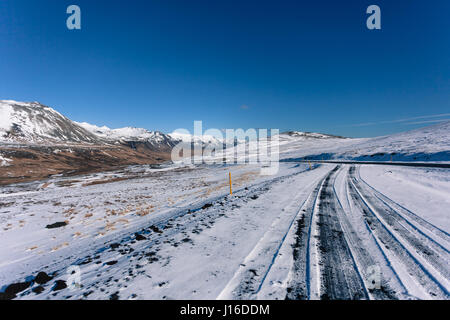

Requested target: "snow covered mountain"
[
  {"left": 0, "top": 100, "right": 230, "bottom": 152},
  {"left": 2, "top": 99, "right": 447, "bottom": 164},
  {"left": 0, "top": 100, "right": 348, "bottom": 151},
  {"left": 280, "top": 131, "right": 346, "bottom": 140},
  {"left": 77, "top": 122, "right": 227, "bottom": 151},
  {"left": 168, "top": 131, "right": 226, "bottom": 147},
  {"left": 0, "top": 100, "right": 101, "bottom": 144},
  {"left": 76, "top": 122, "right": 176, "bottom": 150}
]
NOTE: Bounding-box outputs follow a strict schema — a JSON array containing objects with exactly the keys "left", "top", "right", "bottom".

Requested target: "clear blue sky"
[{"left": 0, "top": 0, "right": 449, "bottom": 137}]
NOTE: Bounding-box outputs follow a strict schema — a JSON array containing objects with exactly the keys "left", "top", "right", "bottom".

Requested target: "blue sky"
[{"left": 0, "top": 0, "right": 449, "bottom": 137}]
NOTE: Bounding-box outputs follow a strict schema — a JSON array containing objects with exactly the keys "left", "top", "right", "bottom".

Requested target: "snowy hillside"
[
  {"left": 340, "top": 121, "right": 450, "bottom": 161},
  {"left": 278, "top": 121, "right": 450, "bottom": 162},
  {"left": 0, "top": 100, "right": 100, "bottom": 144},
  {"left": 0, "top": 161, "right": 448, "bottom": 300}
]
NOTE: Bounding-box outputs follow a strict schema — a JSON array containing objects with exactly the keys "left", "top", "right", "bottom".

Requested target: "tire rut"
[
  {"left": 287, "top": 166, "right": 369, "bottom": 300},
  {"left": 315, "top": 166, "right": 368, "bottom": 300},
  {"left": 347, "top": 166, "right": 449, "bottom": 299}
]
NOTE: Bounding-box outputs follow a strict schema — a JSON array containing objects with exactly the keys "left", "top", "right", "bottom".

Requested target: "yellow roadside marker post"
[
  {"left": 308, "top": 161, "right": 312, "bottom": 170},
  {"left": 229, "top": 172, "right": 233, "bottom": 195}
]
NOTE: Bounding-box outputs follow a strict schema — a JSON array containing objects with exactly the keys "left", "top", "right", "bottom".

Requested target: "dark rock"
[
  {"left": 0, "top": 292, "right": 12, "bottom": 300},
  {"left": 83, "top": 290, "right": 93, "bottom": 297},
  {"left": 135, "top": 233, "right": 147, "bottom": 241},
  {"left": 149, "top": 225, "right": 162, "bottom": 234},
  {"left": 32, "top": 286, "right": 45, "bottom": 294},
  {"left": 46, "top": 221, "right": 67, "bottom": 229},
  {"left": 34, "top": 271, "right": 52, "bottom": 284},
  {"left": 105, "top": 260, "right": 118, "bottom": 266},
  {"left": 0, "top": 281, "right": 31, "bottom": 299},
  {"left": 52, "top": 280, "right": 67, "bottom": 291},
  {"left": 109, "top": 291, "right": 119, "bottom": 300},
  {"left": 202, "top": 203, "right": 213, "bottom": 210}
]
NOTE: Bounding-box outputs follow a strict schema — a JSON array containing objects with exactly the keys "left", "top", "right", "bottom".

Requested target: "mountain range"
[
  {"left": 1, "top": 99, "right": 449, "bottom": 184},
  {"left": 0, "top": 100, "right": 198, "bottom": 149},
  {"left": 0, "top": 100, "right": 342, "bottom": 148}
]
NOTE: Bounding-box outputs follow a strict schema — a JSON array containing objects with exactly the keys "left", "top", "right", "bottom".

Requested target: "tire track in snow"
[
  {"left": 286, "top": 166, "right": 369, "bottom": 300},
  {"left": 350, "top": 166, "right": 450, "bottom": 285},
  {"left": 356, "top": 168, "right": 450, "bottom": 245},
  {"left": 331, "top": 167, "right": 397, "bottom": 299},
  {"left": 313, "top": 166, "right": 368, "bottom": 299},
  {"left": 284, "top": 169, "right": 328, "bottom": 299},
  {"left": 216, "top": 165, "right": 329, "bottom": 300},
  {"left": 347, "top": 166, "right": 449, "bottom": 299}
]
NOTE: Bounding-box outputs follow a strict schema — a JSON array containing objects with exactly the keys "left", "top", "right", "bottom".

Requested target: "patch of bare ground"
[{"left": 0, "top": 143, "right": 171, "bottom": 185}]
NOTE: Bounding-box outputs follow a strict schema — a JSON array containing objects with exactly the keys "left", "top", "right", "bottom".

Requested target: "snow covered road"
[{"left": 0, "top": 163, "right": 448, "bottom": 300}]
